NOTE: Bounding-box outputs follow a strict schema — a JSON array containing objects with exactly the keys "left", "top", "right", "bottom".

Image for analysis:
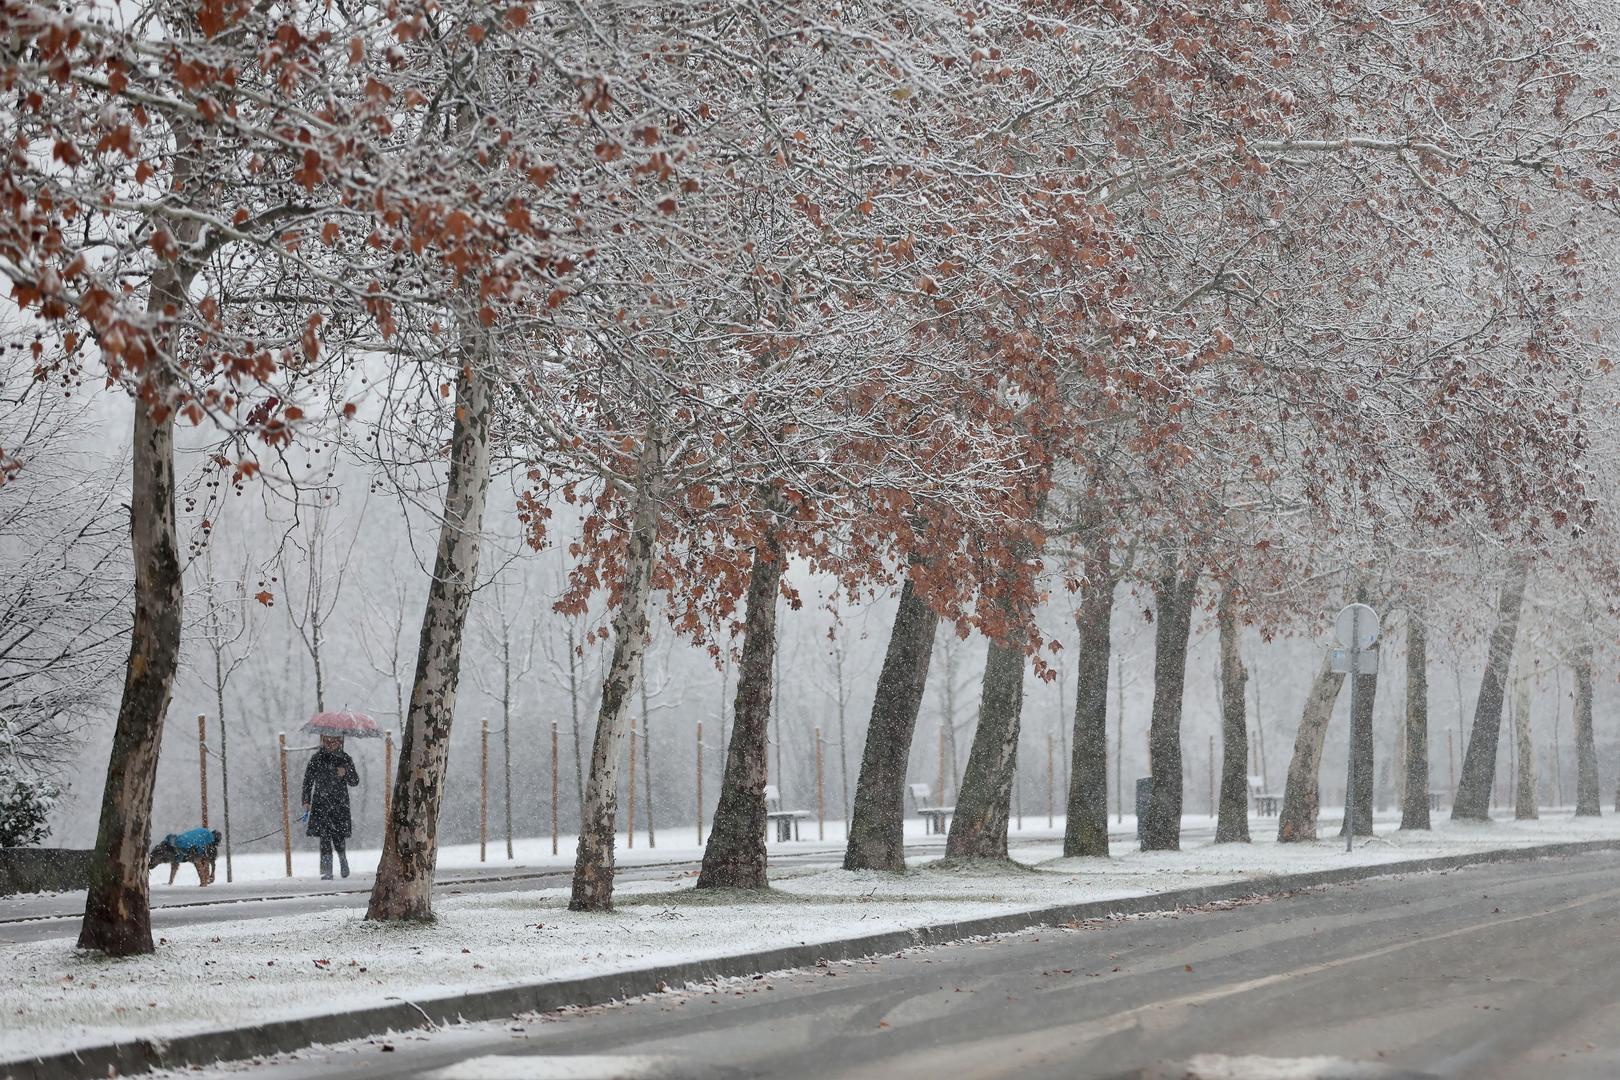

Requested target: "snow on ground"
[
  {"left": 6, "top": 811, "right": 1619, "bottom": 1063},
  {"left": 169, "top": 818, "right": 865, "bottom": 888}
]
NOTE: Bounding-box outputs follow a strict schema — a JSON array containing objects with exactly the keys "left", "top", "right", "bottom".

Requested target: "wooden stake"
[
  {"left": 383, "top": 730, "right": 394, "bottom": 825},
  {"left": 479, "top": 718, "right": 489, "bottom": 863},
  {"left": 815, "top": 725, "right": 825, "bottom": 841},
  {"left": 504, "top": 713, "right": 514, "bottom": 860},
  {"left": 627, "top": 723, "right": 637, "bottom": 849},
  {"left": 1449, "top": 726, "right": 1457, "bottom": 794},
  {"left": 1115, "top": 652, "right": 1124, "bottom": 824},
  {"left": 218, "top": 714, "right": 233, "bottom": 883},
  {"left": 696, "top": 720, "right": 704, "bottom": 846},
  {"left": 550, "top": 721, "right": 559, "bottom": 856},
  {"left": 197, "top": 714, "right": 209, "bottom": 828},
  {"left": 1208, "top": 734, "right": 1215, "bottom": 820},
  {"left": 1046, "top": 733, "right": 1054, "bottom": 827},
  {"left": 278, "top": 732, "right": 291, "bottom": 878}
]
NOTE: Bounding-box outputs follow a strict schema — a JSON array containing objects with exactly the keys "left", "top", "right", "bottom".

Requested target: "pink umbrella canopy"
[{"left": 301, "top": 711, "right": 385, "bottom": 739}]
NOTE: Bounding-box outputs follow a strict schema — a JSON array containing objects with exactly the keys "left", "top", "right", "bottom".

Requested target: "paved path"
[
  {"left": 3, "top": 824, "right": 1214, "bottom": 946},
  {"left": 186, "top": 852, "right": 1620, "bottom": 1079}
]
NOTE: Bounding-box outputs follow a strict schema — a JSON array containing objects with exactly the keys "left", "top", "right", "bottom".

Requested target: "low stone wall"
[{"left": 0, "top": 847, "right": 94, "bottom": 895}]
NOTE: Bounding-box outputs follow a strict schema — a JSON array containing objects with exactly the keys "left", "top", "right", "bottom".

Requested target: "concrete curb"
[{"left": 7, "top": 837, "right": 1619, "bottom": 1080}]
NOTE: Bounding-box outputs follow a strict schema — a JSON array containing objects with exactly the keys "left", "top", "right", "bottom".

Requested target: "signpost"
[{"left": 1331, "top": 603, "right": 1381, "bottom": 853}]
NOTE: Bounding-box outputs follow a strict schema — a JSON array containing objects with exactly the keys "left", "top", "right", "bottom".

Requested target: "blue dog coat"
[{"left": 169, "top": 828, "right": 216, "bottom": 856}]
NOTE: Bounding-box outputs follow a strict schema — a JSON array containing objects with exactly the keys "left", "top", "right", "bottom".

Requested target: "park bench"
[
  {"left": 1427, "top": 790, "right": 1444, "bottom": 812},
  {"left": 908, "top": 783, "right": 954, "bottom": 835},
  {"left": 1250, "top": 775, "right": 1282, "bottom": 816},
  {"left": 764, "top": 784, "right": 811, "bottom": 842}
]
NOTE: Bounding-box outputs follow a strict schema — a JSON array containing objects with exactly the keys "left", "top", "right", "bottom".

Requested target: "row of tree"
[{"left": 7, "top": 0, "right": 1620, "bottom": 955}]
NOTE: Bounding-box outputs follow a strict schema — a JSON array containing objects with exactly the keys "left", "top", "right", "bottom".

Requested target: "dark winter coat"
[{"left": 302, "top": 748, "right": 359, "bottom": 839}]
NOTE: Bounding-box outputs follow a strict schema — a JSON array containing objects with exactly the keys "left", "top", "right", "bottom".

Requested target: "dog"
[{"left": 148, "top": 828, "right": 223, "bottom": 886}]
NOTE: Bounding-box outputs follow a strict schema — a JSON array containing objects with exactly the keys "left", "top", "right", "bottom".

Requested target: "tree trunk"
[
  {"left": 1141, "top": 568, "right": 1198, "bottom": 851},
  {"left": 844, "top": 573, "right": 939, "bottom": 872},
  {"left": 1063, "top": 563, "right": 1114, "bottom": 857},
  {"left": 77, "top": 142, "right": 203, "bottom": 954},
  {"left": 946, "top": 502, "right": 1046, "bottom": 863},
  {"left": 697, "top": 537, "right": 785, "bottom": 889},
  {"left": 568, "top": 439, "right": 663, "bottom": 911},
  {"left": 1338, "top": 668, "right": 1378, "bottom": 838},
  {"left": 1400, "top": 609, "right": 1431, "bottom": 830},
  {"left": 1215, "top": 588, "right": 1250, "bottom": 843},
  {"left": 77, "top": 367, "right": 183, "bottom": 956},
  {"left": 1574, "top": 641, "right": 1600, "bottom": 816},
  {"left": 1513, "top": 659, "right": 1538, "bottom": 820},
  {"left": 944, "top": 628, "right": 1027, "bottom": 860},
  {"left": 365, "top": 346, "right": 494, "bottom": 922},
  {"left": 1452, "top": 556, "right": 1532, "bottom": 821},
  {"left": 1278, "top": 656, "right": 1347, "bottom": 842}
]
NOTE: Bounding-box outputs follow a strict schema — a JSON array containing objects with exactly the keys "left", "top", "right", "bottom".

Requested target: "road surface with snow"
[{"left": 171, "top": 852, "right": 1620, "bottom": 1080}]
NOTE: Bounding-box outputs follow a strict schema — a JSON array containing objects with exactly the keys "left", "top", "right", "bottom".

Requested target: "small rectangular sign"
[{"left": 1330, "top": 648, "right": 1379, "bottom": 675}]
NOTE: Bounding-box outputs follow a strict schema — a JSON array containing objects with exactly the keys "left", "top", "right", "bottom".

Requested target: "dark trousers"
[{"left": 319, "top": 837, "right": 349, "bottom": 878}]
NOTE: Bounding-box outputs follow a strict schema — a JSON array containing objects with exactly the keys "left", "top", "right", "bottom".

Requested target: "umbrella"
[{"left": 301, "top": 710, "right": 385, "bottom": 739}]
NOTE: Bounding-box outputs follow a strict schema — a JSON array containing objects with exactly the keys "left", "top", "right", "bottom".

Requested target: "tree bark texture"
[
  {"left": 1400, "top": 610, "right": 1431, "bottom": 830},
  {"left": 1452, "top": 556, "right": 1532, "bottom": 821},
  {"left": 945, "top": 628, "right": 1028, "bottom": 860},
  {"left": 1513, "top": 661, "right": 1538, "bottom": 820},
  {"left": 1064, "top": 568, "right": 1115, "bottom": 858},
  {"left": 946, "top": 509, "right": 1047, "bottom": 861},
  {"left": 697, "top": 538, "right": 784, "bottom": 890},
  {"left": 1141, "top": 569, "right": 1198, "bottom": 851},
  {"left": 844, "top": 574, "right": 939, "bottom": 872},
  {"left": 1338, "top": 669, "right": 1378, "bottom": 838},
  {"left": 1278, "top": 655, "right": 1347, "bottom": 842},
  {"left": 568, "top": 438, "right": 663, "bottom": 911},
  {"left": 77, "top": 359, "right": 183, "bottom": 956},
  {"left": 1574, "top": 641, "right": 1600, "bottom": 816},
  {"left": 365, "top": 349, "right": 494, "bottom": 922},
  {"left": 1214, "top": 588, "right": 1250, "bottom": 843},
  {"left": 78, "top": 133, "right": 203, "bottom": 955}
]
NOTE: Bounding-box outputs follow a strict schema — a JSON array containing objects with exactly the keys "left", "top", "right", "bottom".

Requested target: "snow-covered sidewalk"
[{"left": 6, "top": 812, "right": 1619, "bottom": 1064}]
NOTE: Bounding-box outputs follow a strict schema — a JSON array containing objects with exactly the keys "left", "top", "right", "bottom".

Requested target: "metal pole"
[
  {"left": 218, "top": 714, "right": 233, "bottom": 882},
  {"left": 1346, "top": 608, "right": 1361, "bottom": 854},
  {"left": 278, "top": 732, "right": 292, "bottom": 878},
  {"left": 627, "top": 723, "right": 637, "bottom": 849},
  {"left": 815, "top": 725, "right": 825, "bottom": 841},
  {"left": 197, "top": 714, "right": 209, "bottom": 828},
  {"left": 550, "top": 721, "right": 559, "bottom": 856},
  {"left": 938, "top": 728, "right": 946, "bottom": 808},
  {"left": 1208, "top": 734, "right": 1215, "bottom": 820},
  {"left": 696, "top": 721, "right": 704, "bottom": 846},
  {"left": 383, "top": 729, "right": 394, "bottom": 826},
  {"left": 479, "top": 718, "right": 489, "bottom": 863}
]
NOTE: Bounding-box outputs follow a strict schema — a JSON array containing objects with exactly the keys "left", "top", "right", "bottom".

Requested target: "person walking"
[{"left": 302, "top": 733, "right": 359, "bottom": 879}]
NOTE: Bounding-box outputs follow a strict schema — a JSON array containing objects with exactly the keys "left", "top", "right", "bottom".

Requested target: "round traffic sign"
[{"left": 1334, "top": 603, "right": 1380, "bottom": 651}]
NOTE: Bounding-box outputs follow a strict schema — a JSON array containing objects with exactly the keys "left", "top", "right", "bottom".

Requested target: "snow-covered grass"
[{"left": 6, "top": 811, "right": 1620, "bottom": 1064}]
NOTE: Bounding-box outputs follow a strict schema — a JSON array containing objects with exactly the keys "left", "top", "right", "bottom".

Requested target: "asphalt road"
[{"left": 183, "top": 852, "right": 1620, "bottom": 1080}]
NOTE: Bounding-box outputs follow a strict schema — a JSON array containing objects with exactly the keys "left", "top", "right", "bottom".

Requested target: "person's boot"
[
  {"left": 320, "top": 846, "right": 333, "bottom": 880},
  {"left": 339, "top": 854, "right": 350, "bottom": 879}
]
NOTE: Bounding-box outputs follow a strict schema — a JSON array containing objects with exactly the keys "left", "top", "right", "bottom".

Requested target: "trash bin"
[{"left": 1135, "top": 777, "right": 1153, "bottom": 845}]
